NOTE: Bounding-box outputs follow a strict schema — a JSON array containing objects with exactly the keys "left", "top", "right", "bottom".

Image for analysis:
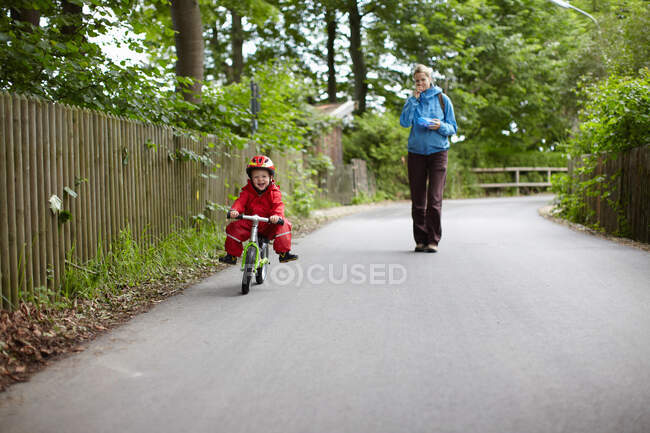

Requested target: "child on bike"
[{"left": 219, "top": 155, "right": 299, "bottom": 265}]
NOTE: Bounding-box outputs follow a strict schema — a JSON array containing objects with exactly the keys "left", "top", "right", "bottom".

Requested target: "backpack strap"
[{"left": 438, "top": 93, "right": 446, "bottom": 121}]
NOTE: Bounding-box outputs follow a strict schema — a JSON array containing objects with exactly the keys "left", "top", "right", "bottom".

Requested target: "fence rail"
[
  {"left": 471, "top": 167, "right": 568, "bottom": 194},
  {"left": 0, "top": 92, "right": 297, "bottom": 309}
]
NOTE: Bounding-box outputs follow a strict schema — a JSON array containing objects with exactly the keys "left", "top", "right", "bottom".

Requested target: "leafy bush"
[
  {"left": 283, "top": 158, "right": 318, "bottom": 218},
  {"left": 553, "top": 69, "right": 649, "bottom": 231},
  {"left": 562, "top": 69, "right": 650, "bottom": 158},
  {"left": 343, "top": 111, "right": 410, "bottom": 198}
]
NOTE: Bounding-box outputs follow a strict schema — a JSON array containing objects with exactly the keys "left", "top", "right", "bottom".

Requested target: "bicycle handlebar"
[{"left": 227, "top": 211, "right": 284, "bottom": 225}]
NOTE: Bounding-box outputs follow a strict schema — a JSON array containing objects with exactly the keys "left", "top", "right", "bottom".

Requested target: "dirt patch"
[
  {"left": 0, "top": 202, "right": 387, "bottom": 392},
  {"left": 538, "top": 205, "right": 650, "bottom": 253}
]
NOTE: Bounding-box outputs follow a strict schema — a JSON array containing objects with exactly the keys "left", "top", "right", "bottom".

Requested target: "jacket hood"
[{"left": 421, "top": 86, "right": 443, "bottom": 99}]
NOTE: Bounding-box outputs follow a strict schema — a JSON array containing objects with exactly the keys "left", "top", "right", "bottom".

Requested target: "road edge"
[{"left": 538, "top": 205, "right": 649, "bottom": 253}]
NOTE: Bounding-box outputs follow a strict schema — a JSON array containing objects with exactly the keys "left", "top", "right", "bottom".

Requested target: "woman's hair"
[{"left": 413, "top": 64, "right": 434, "bottom": 87}]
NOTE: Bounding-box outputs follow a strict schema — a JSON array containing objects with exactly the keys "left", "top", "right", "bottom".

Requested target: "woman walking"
[{"left": 400, "top": 64, "right": 458, "bottom": 253}]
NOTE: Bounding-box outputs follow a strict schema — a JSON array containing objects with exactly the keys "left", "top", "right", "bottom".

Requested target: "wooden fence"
[
  {"left": 0, "top": 92, "right": 297, "bottom": 309},
  {"left": 569, "top": 145, "right": 649, "bottom": 243},
  {"left": 471, "top": 167, "right": 568, "bottom": 195},
  {"left": 317, "top": 158, "right": 376, "bottom": 205}
]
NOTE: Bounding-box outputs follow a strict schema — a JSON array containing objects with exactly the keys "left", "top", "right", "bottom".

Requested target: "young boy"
[{"left": 219, "top": 155, "right": 298, "bottom": 265}]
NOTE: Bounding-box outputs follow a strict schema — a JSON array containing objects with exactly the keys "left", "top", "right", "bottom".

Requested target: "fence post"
[
  {"left": 41, "top": 100, "right": 54, "bottom": 292},
  {"left": 55, "top": 102, "right": 66, "bottom": 291},
  {"left": 20, "top": 96, "right": 36, "bottom": 297},
  {"left": 0, "top": 93, "right": 11, "bottom": 308},
  {"left": 14, "top": 96, "right": 28, "bottom": 301},
  {"left": 515, "top": 168, "right": 520, "bottom": 196},
  {"left": 80, "top": 109, "right": 92, "bottom": 263},
  {"left": 32, "top": 98, "right": 46, "bottom": 291}
]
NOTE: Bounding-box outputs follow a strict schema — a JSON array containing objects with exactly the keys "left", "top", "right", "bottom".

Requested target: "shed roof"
[{"left": 313, "top": 100, "right": 356, "bottom": 118}]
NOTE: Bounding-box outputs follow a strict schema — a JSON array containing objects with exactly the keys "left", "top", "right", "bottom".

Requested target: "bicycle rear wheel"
[{"left": 242, "top": 245, "right": 256, "bottom": 295}]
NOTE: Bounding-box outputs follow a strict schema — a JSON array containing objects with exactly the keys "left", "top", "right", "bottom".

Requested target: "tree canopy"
[{"left": 1, "top": 0, "right": 647, "bottom": 160}]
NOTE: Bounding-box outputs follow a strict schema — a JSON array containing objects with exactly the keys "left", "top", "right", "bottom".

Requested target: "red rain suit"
[{"left": 225, "top": 180, "right": 292, "bottom": 257}]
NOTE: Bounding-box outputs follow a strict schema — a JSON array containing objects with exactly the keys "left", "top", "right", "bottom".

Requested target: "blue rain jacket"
[{"left": 399, "top": 86, "right": 458, "bottom": 155}]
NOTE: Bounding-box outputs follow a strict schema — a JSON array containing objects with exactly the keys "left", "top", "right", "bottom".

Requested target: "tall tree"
[
  {"left": 60, "top": 0, "right": 82, "bottom": 36},
  {"left": 229, "top": 9, "right": 244, "bottom": 83},
  {"left": 170, "top": 0, "right": 204, "bottom": 102},
  {"left": 347, "top": 0, "right": 367, "bottom": 113},
  {"left": 325, "top": 5, "right": 337, "bottom": 102},
  {"left": 9, "top": 7, "right": 40, "bottom": 28}
]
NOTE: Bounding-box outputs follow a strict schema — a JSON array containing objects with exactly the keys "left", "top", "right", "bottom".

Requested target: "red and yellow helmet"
[{"left": 246, "top": 155, "right": 275, "bottom": 178}]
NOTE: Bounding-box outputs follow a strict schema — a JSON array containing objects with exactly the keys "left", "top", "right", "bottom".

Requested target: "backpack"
[{"left": 438, "top": 93, "right": 446, "bottom": 121}]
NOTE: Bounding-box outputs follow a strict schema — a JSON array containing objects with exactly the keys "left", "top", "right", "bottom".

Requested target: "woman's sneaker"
[
  {"left": 279, "top": 251, "right": 298, "bottom": 263},
  {"left": 414, "top": 243, "right": 426, "bottom": 252},
  {"left": 219, "top": 254, "right": 237, "bottom": 265},
  {"left": 425, "top": 243, "right": 438, "bottom": 253}
]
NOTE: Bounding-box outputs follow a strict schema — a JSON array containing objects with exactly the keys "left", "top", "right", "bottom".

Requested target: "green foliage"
[
  {"left": 606, "top": 0, "right": 650, "bottom": 76},
  {"left": 0, "top": 1, "right": 182, "bottom": 122},
  {"left": 350, "top": 190, "right": 390, "bottom": 205},
  {"left": 0, "top": 3, "right": 318, "bottom": 156},
  {"left": 552, "top": 69, "right": 649, "bottom": 232},
  {"left": 311, "top": 197, "right": 340, "bottom": 209},
  {"left": 283, "top": 158, "right": 318, "bottom": 217},
  {"left": 306, "top": 152, "right": 335, "bottom": 178},
  {"left": 368, "top": 0, "right": 579, "bottom": 160},
  {"left": 562, "top": 70, "right": 650, "bottom": 157},
  {"left": 60, "top": 223, "right": 225, "bottom": 300},
  {"left": 343, "top": 111, "right": 411, "bottom": 198},
  {"left": 445, "top": 155, "right": 472, "bottom": 199},
  {"left": 570, "top": 0, "right": 650, "bottom": 77}
]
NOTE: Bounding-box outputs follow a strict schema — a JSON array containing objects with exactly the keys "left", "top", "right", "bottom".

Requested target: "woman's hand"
[
  {"left": 269, "top": 215, "right": 280, "bottom": 224},
  {"left": 428, "top": 119, "right": 441, "bottom": 130},
  {"left": 229, "top": 210, "right": 239, "bottom": 218},
  {"left": 412, "top": 88, "right": 421, "bottom": 99}
]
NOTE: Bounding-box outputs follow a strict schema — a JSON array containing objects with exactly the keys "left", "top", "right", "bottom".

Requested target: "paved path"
[{"left": 1, "top": 195, "right": 649, "bottom": 433}]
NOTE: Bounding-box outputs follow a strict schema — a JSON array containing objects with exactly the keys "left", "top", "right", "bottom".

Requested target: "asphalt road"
[{"left": 1, "top": 195, "right": 649, "bottom": 433}]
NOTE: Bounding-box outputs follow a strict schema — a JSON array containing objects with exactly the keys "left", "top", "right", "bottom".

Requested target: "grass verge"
[{"left": 1, "top": 221, "right": 228, "bottom": 392}]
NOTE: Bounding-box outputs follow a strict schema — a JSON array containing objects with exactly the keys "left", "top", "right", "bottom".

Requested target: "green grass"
[{"left": 53, "top": 222, "right": 226, "bottom": 305}]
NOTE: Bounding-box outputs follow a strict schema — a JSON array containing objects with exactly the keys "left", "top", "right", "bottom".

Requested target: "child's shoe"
[
  {"left": 219, "top": 254, "right": 237, "bottom": 265},
  {"left": 278, "top": 251, "right": 298, "bottom": 263}
]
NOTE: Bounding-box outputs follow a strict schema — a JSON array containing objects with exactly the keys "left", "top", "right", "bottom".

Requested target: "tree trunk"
[
  {"left": 209, "top": 23, "right": 227, "bottom": 82},
  {"left": 230, "top": 10, "right": 244, "bottom": 83},
  {"left": 348, "top": 0, "right": 367, "bottom": 114},
  {"left": 325, "top": 7, "right": 337, "bottom": 103},
  {"left": 170, "top": 0, "right": 205, "bottom": 103},
  {"left": 10, "top": 8, "right": 40, "bottom": 29},
  {"left": 60, "top": 0, "right": 83, "bottom": 36}
]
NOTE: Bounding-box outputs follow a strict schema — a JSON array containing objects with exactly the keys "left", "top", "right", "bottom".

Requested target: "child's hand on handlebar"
[
  {"left": 269, "top": 215, "right": 280, "bottom": 224},
  {"left": 229, "top": 210, "right": 240, "bottom": 219}
]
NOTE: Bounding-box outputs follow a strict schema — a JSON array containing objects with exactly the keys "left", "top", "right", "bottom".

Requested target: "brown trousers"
[{"left": 407, "top": 151, "right": 448, "bottom": 246}]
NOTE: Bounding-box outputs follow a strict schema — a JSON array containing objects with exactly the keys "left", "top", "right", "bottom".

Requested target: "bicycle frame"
[
  {"left": 241, "top": 242, "right": 266, "bottom": 273},
  {"left": 239, "top": 215, "right": 270, "bottom": 274}
]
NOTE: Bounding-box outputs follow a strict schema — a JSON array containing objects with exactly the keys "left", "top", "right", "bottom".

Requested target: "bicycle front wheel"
[
  {"left": 242, "top": 245, "right": 256, "bottom": 295},
  {"left": 256, "top": 242, "right": 269, "bottom": 284}
]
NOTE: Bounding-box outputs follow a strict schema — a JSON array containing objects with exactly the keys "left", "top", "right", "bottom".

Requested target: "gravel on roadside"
[{"left": 538, "top": 205, "right": 649, "bottom": 253}]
